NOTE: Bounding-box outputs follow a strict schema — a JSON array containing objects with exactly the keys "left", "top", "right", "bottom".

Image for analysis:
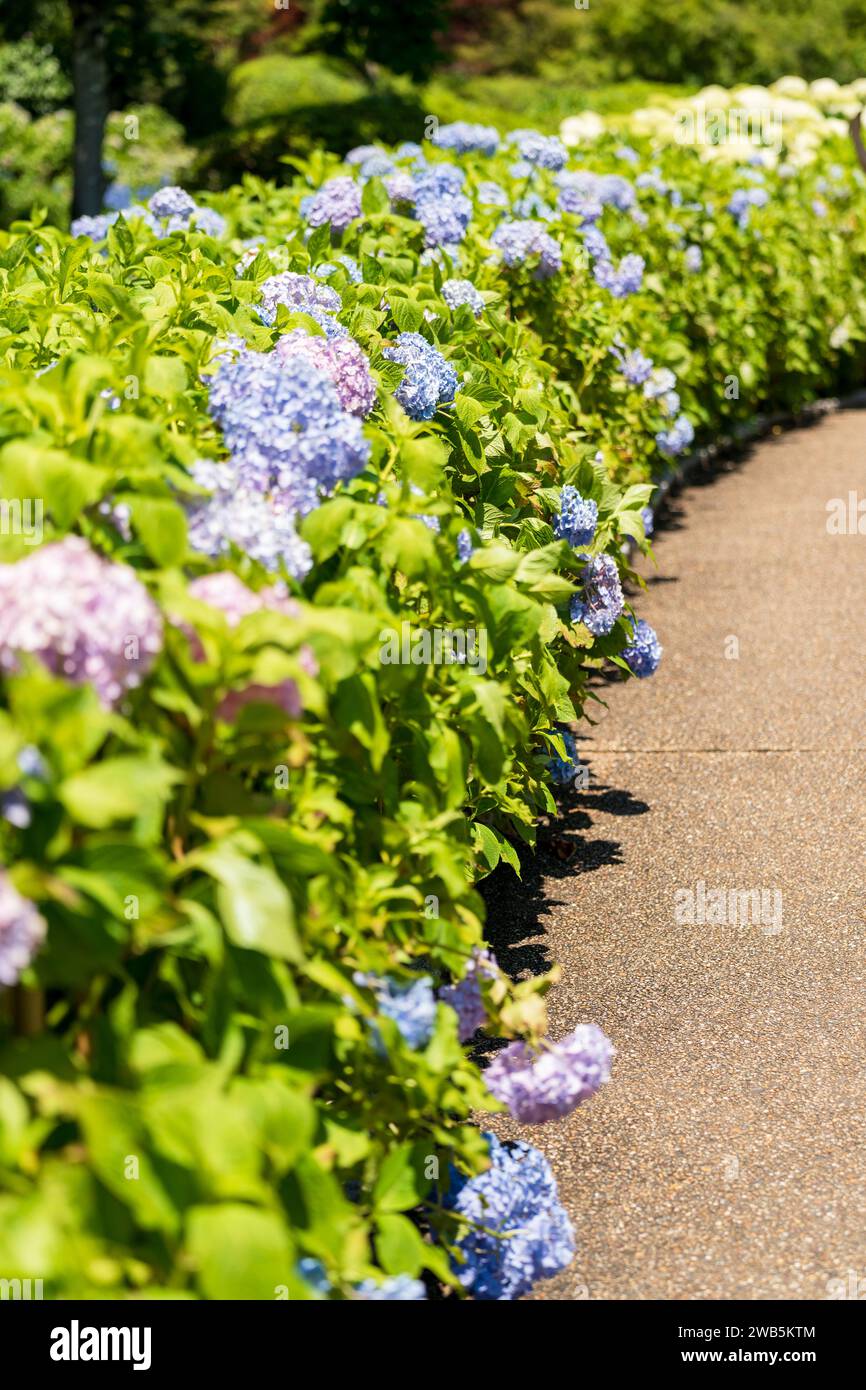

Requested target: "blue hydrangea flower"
[
  {"left": 512, "top": 193, "right": 555, "bottom": 221},
  {"left": 298, "top": 1258, "right": 331, "bottom": 1296},
  {"left": 476, "top": 181, "right": 509, "bottom": 207},
  {"left": 204, "top": 347, "right": 369, "bottom": 516},
  {"left": 385, "top": 171, "right": 417, "bottom": 205},
  {"left": 684, "top": 244, "right": 703, "bottom": 272},
  {"left": 354, "top": 1276, "right": 427, "bottom": 1301},
  {"left": 442, "top": 1133, "right": 575, "bottom": 1300},
  {"left": 610, "top": 342, "right": 654, "bottom": 385},
  {"left": 186, "top": 459, "right": 314, "bottom": 580},
  {"left": 70, "top": 211, "right": 118, "bottom": 240},
  {"left": 456, "top": 527, "right": 474, "bottom": 564},
  {"left": 317, "top": 254, "right": 363, "bottom": 284},
  {"left": 727, "top": 186, "right": 769, "bottom": 229},
  {"left": 570, "top": 553, "right": 624, "bottom": 636},
  {"left": 656, "top": 414, "right": 694, "bottom": 457},
  {"left": 432, "top": 122, "right": 500, "bottom": 156},
  {"left": 636, "top": 169, "right": 668, "bottom": 196},
  {"left": 417, "top": 193, "right": 473, "bottom": 249},
  {"left": 616, "top": 145, "right": 640, "bottom": 163},
  {"left": 554, "top": 485, "right": 597, "bottom": 548},
  {"left": 353, "top": 971, "right": 437, "bottom": 1051},
  {"left": 358, "top": 153, "right": 395, "bottom": 180},
  {"left": 593, "top": 253, "right": 644, "bottom": 298},
  {"left": 383, "top": 332, "right": 458, "bottom": 420},
  {"left": 547, "top": 727, "right": 580, "bottom": 786},
  {"left": 149, "top": 185, "right": 197, "bottom": 220},
  {"left": 490, "top": 220, "right": 562, "bottom": 279},
  {"left": 190, "top": 206, "right": 227, "bottom": 238},
  {"left": 643, "top": 367, "right": 677, "bottom": 400},
  {"left": 413, "top": 164, "right": 467, "bottom": 200},
  {"left": 441, "top": 277, "right": 484, "bottom": 317},
  {"left": 621, "top": 618, "right": 662, "bottom": 677},
  {"left": 345, "top": 144, "right": 385, "bottom": 166},
  {"left": 509, "top": 129, "right": 567, "bottom": 170},
  {"left": 641, "top": 505, "right": 655, "bottom": 537}
]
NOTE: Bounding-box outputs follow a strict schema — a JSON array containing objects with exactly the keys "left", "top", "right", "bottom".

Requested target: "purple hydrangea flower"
[
  {"left": 593, "top": 253, "right": 644, "bottom": 298},
  {"left": 441, "top": 277, "right": 484, "bottom": 317},
  {"left": 383, "top": 332, "right": 458, "bottom": 421},
  {"left": 0, "top": 872, "right": 46, "bottom": 987},
  {"left": 490, "top": 220, "right": 562, "bottom": 279},
  {"left": 432, "top": 122, "right": 500, "bottom": 156},
  {"left": 0, "top": 537, "right": 162, "bottom": 708},
  {"left": 581, "top": 225, "right": 610, "bottom": 261},
  {"left": 456, "top": 527, "right": 474, "bottom": 564},
  {"left": 443, "top": 1133, "right": 575, "bottom": 1300},
  {"left": 274, "top": 329, "right": 377, "bottom": 417},
  {"left": 656, "top": 414, "right": 694, "bottom": 457},
  {"left": 621, "top": 618, "right": 662, "bottom": 676},
  {"left": 70, "top": 212, "right": 118, "bottom": 241},
  {"left": 257, "top": 272, "right": 345, "bottom": 337},
  {"left": 554, "top": 485, "right": 598, "bottom": 548},
  {"left": 385, "top": 171, "right": 417, "bottom": 206},
  {"left": 570, "top": 553, "right": 624, "bottom": 636},
  {"left": 485, "top": 1024, "right": 614, "bottom": 1123},
  {"left": 305, "top": 176, "right": 362, "bottom": 235},
  {"left": 727, "top": 186, "right": 769, "bottom": 229},
  {"left": 353, "top": 971, "right": 437, "bottom": 1051},
  {"left": 183, "top": 571, "right": 314, "bottom": 720},
  {"left": 439, "top": 947, "right": 497, "bottom": 1041}
]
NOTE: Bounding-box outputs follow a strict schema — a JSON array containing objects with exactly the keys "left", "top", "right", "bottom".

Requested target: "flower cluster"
[
  {"left": 205, "top": 346, "right": 370, "bottom": 513},
  {"left": 489, "top": 219, "right": 562, "bottom": 279},
  {"left": 431, "top": 122, "right": 500, "bottom": 156},
  {"left": 554, "top": 485, "right": 598, "bottom": 549},
  {"left": 443, "top": 1133, "right": 575, "bottom": 1300},
  {"left": 547, "top": 728, "right": 580, "bottom": 786},
  {"left": 570, "top": 553, "right": 625, "bottom": 636},
  {"left": 274, "top": 329, "right": 377, "bottom": 417},
  {"left": 0, "top": 537, "right": 162, "bottom": 708},
  {"left": 485, "top": 1025, "right": 614, "bottom": 1124},
  {"left": 383, "top": 332, "right": 458, "bottom": 421},
  {"left": 256, "top": 272, "right": 345, "bottom": 337},
  {"left": 593, "top": 252, "right": 645, "bottom": 298},
  {"left": 304, "top": 176, "right": 362, "bottom": 235},
  {"left": 656, "top": 414, "right": 695, "bottom": 457},
  {"left": 727, "top": 186, "right": 770, "bottom": 229},
  {"left": 610, "top": 342, "right": 654, "bottom": 386},
  {"left": 353, "top": 971, "right": 437, "bottom": 1052},
  {"left": 441, "top": 278, "right": 485, "bottom": 317},
  {"left": 186, "top": 459, "right": 313, "bottom": 580},
  {"left": 621, "top": 618, "right": 663, "bottom": 677},
  {"left": 439, "top": 947, "right": 497, "bottom": 1041},
  {"left": 509, "top": 129, "right": 568, "bottom": 170}
]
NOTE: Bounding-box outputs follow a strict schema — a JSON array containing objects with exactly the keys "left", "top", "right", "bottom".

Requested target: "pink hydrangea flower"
[{"left": 0, "top": 537, "right": 162, "bottom": 708}]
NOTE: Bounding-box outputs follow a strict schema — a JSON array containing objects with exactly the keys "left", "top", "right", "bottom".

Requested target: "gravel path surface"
[{"left": 483, "top": 410, "right": 866, "bottom": 1300}]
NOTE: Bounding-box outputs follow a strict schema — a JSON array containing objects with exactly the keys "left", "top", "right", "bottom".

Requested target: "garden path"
[{"left": 486, "top": 408, "right": 866, "bottom": 1299}]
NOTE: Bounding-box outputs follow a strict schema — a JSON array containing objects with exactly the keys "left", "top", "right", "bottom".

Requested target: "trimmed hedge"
[{"left": 0, "top": 111, "right": 864, "bottom": 1299}]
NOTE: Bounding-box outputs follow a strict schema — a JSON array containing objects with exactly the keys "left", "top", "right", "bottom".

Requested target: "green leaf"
[
  {"left": 372, "top": 1142, "right": 432, "bottom": 1212},
  {"left": 186, "top": 1205, "right": 294, "bottom": 1300},
  {"left": 60, "top": 757, "right": 182, "bottom": 829},
  {"left": 196, "top": 845, "right": 302, "bottom": 962}
]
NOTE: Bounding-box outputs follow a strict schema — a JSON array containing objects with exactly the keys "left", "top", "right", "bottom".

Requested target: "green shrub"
[
  {"left": 227, "top": 55, "right": 367, "bottom": 128},
  {"left": 0, "top": 107, "right": 864, "bottom": 1299}
]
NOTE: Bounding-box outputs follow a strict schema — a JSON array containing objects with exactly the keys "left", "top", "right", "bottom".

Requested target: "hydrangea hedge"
[{"left": 0, "top": 113, "right": 864, "bottom": 1300}]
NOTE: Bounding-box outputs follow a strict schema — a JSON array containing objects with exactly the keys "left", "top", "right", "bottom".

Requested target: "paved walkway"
[{"left": 485, "top": 410, "right": 866, "bottom": 1300}]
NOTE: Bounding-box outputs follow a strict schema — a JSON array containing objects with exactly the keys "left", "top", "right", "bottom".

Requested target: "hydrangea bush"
[{"left": 0, "top": 97, "right": 865, "bottom": 1299}]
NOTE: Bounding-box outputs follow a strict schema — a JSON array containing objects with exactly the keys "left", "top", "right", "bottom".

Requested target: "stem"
[{"left": 13, "top": 986, "right": 45, "bottom": 1038}]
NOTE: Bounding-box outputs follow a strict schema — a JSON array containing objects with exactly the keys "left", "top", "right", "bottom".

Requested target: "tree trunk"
[{"left": 70, "top": 0, "right": 109, "bottom": 219}]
